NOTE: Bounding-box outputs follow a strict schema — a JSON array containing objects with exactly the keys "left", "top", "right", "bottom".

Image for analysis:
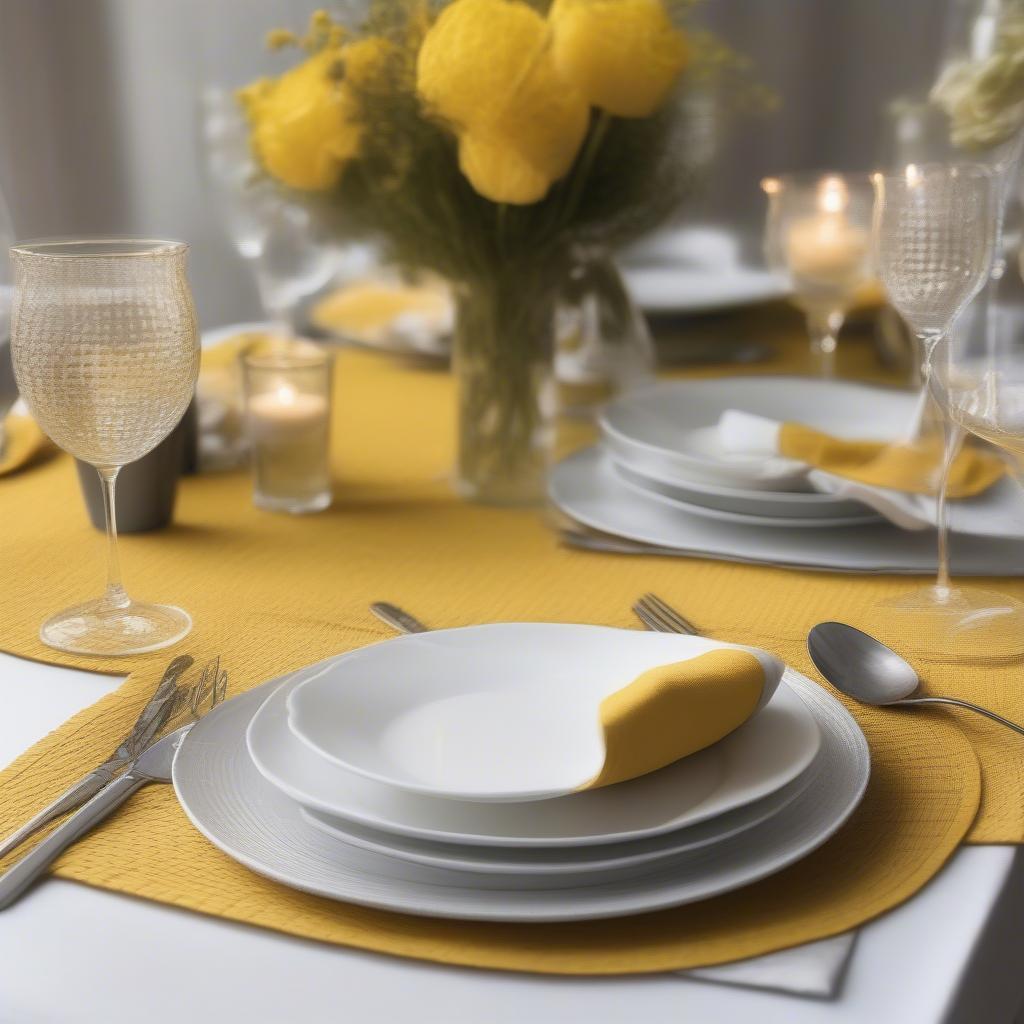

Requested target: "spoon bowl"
[{"left": 807, "top": 621, "right": 920, "bottom": 705}]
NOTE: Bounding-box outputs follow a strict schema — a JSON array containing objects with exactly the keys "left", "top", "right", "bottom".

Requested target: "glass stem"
[
  {"left": 806, "top": 308, "right": 843, "bottom": 378},
  {"left": 917, "top": 330, "right": 954, "bottom": 599},
  {"left": 934, "top": 420, "right": 962, "bottom": 598},
  {"left": 96, "top": 466, "right": 130, "bottom": 610}
]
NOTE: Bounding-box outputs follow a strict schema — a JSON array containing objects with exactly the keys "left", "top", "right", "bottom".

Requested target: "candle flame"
[
  {"left": 275, "top": 382, "right": 298, "bottom": 406},
  {"left": 761, "top": 177, "right": 780, "bottom": 196},
  {"left": 818, "top": 175, "right": 848, "bottom": 214}
]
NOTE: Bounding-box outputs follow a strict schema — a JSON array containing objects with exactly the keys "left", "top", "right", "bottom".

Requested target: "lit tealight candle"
[
  {"left": 243, "top": 346, "right": 333, "bottom": 514},
  {"left": 786, "top": 176, "right": 869, "bottom": 286},
  {"left": 248, "top": 382, "right": 329, "bottom": 437}
]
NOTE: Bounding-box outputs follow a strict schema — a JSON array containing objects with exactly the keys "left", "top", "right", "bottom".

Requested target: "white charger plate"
[
  {"left": 599, "top": 378, "right": 916, "bottom": 490},
  {"left": 551, "top": 447, "right": 1024, "bottom": 575},
  {"left": 611, "top": 459, "right": 881, "bottom": 529},
  {"left": 249, "top": 651, "right": 820, "bottom": 847},
  {"left": 298, "top": 766, "right": 813, "bottom": 876},
  {"left": 173, "top": 669, "right": 868, "bottom": 922},
  {"left": 284, "top": 625, "right": 786, "bottom": 803}
]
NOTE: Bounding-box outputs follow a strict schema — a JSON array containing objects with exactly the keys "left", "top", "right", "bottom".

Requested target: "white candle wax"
[
  {"left": 786, "top": 215, "right": 868, "bottom": 285},
  {"left": 248, "top": 384, "right": 328, "bottom": 438}
]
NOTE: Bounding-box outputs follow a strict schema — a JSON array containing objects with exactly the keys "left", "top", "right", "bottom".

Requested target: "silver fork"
[
  {"left": 0, "top": 658, "right": 227, "bottom": 909},
  {"left": 632, "top": 593, "right": 699, "bottom": 636}
]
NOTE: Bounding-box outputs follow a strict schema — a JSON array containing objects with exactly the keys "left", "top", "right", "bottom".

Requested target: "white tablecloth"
[{"left": 1, "top": 652, "right": 1021, "bottom": 1024}]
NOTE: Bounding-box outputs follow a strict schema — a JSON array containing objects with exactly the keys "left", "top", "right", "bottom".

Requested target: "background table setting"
[{"left": 4, "top": 0, "right": 1024, "bottom": 1022}]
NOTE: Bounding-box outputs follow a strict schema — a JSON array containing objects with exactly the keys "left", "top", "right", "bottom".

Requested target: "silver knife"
[
  {"left": 0, "top": 723, "right": 192, "bottom": 910},
  {"left": 0, "top": 654, "right": 194, "bottom": 861}
]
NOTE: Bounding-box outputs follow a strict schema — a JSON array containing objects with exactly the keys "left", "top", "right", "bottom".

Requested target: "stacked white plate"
[
  {"left": 171, "top": 623, "right": 870, "bottom": 922},
  {"left": 549, "top": 377, "right": 1024, "bottom": 575}
]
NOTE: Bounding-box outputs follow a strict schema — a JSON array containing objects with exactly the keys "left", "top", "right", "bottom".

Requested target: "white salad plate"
[
  {"left": 611, "top": 459, "right": 881, "bottom": 529},
  {"left": 285, "top": 625, "right": 785, "bottom": 803},
  {"left": 249, "top": 644, "right": 821, "bottom": 847},
  {"left": 298, "top": 766, "right": 813, "bottom": 876},
  {"left": 599, "top": 377, "right": 916, "bottom": 490},
  {"left": 173, "top": 669, "right": 868, "bottom": 922},
  {"left": 550, "top": 447, "right": 1024, "bottom": 575},
  {"left": 607, "top": 453, "right": 875, "bottom": 522}
]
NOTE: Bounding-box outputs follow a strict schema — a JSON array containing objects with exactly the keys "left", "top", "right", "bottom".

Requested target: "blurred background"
[{"left": 0, "top": 0, "right": 969, "bottom": 328}]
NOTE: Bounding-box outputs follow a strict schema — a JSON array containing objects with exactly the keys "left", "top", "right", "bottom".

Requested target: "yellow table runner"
[{"left": 0, "top": 325, "right": 1013, "bottom": 973}]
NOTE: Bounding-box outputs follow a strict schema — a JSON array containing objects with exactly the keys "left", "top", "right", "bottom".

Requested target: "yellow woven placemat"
[{"left": 0, "top": 328, "right": 1007, "bottom": 972}]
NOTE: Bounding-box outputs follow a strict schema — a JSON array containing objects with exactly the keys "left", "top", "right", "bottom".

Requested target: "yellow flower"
[
  {"left": 242, "top": 47, "right": 361, "bottom": 191},
  {"left": 342, "top": 36, "right": 394, "bottom": 92},
  {"left": 549, "top": 0, "right": 688, "bottom": 118},
  {"left": 416, "top": 0, "right": 589, "bottom": 204}
]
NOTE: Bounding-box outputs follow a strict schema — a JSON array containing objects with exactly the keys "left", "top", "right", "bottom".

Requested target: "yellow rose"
[
  {"left": 416, "top": 0, "right": 589, "bottom": 204},
  {"left": 549, "top": 0, "right": 688, "bottom": 118},
  {"left": 243, "top": 48, "right": 361, "bottom": 191}
]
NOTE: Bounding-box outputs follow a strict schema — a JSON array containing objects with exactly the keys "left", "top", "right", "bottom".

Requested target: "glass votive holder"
[{"left": 242, "top": 341, "right": 333, "bottom": 514}]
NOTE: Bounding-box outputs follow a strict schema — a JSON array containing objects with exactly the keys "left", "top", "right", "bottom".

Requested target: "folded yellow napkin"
[
  {"left": 0, "top": 413, "right": 48, "bottom": 477},
  {"left": 585, "top": 648, "right": 770, "bottom": 790},
  {"left": 720, "top": 410, "right": 1004, "bottom": 498}
]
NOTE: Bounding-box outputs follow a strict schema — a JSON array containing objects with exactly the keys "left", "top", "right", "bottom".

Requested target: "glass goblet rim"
[
  {"left": 761, "top": 169, "right": 875, "bottom": 194},
  {"left": 9, "top": 238, "right": 188, "bottom": 260}
]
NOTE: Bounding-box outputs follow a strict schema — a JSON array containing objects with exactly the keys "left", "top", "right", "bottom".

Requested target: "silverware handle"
[
  {"left": 0, "top": 771, "right": 147, "bottom": 910},
  {"left": 0, "top": 769, "right": 117, "bottom": 861},
  {"left": 901, "top": 697, "right": 1024, "bottom": 737},
  {"left": 370, "top": 602, "right": 429, "bottom": 634}
]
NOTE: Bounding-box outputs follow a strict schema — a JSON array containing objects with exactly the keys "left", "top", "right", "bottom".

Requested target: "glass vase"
[{"left": 453, "top": 275, "right": 558, "bottom": 505}]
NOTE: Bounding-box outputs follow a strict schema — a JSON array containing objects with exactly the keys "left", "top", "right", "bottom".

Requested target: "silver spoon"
[{"left": 807, "top": 621, "right": 1024, "bottom": 737}]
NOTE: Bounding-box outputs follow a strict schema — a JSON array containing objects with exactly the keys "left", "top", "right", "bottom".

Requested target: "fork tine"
[
  {"left": 631, "top": 602, "right": 664, "bottom": 632},
  {"left": 633, "top": 597, "right": 677, "bottom": 633},
  {"left": 642, "top": 593, "right": 699, "bottom": 636}
]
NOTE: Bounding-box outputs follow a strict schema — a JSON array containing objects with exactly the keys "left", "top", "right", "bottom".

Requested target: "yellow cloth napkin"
[
  {"left": 586, "top": 648, "right": 766, "bottom": 789},
  {"left": 719, "top": 409, "right": 1004, "bottom": 497},
  {"left": 779, "top": 423, "right": 1004, "bottom": 498},
  {"left": 0, "top": 413, "right": 48, "bottom": 476}
]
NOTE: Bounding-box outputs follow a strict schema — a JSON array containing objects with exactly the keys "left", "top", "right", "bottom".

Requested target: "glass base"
[
  {"left": 865, "top": 585, "right": 1024, "bottom": 662},
  {"left": 40, "top": 599, "right": 192, "bottom": 657},
  {"left": 254, "top": 490, "right": 332, "bottom": 514}
]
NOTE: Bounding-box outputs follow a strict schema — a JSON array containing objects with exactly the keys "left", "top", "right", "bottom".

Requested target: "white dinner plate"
[
  {"left": 607, "top": 452, "right": 876, "bottom": 522},
  {"left": 611, "top": 459, "right": 881, "bottom": 529},
  {"left": 298, "top": 766, "right": 813, "bottom": 876},
  {"left": 285, "top": 624, "right": 785, "bottom": 803},
  {"left": 550, "top": 447, "right": 1024, "bottom": 575},
  {"left": 173, "top": 669, "right": 868, "bottom": 922},
  {"left": 623, "top": 265, "right": 791, "bottom": 315},
  {"left": 249, "top": 649, "right": 820, "bottom": 847},
  {"left": 600, "top": 377, "right": 916, "bottom": 490}
]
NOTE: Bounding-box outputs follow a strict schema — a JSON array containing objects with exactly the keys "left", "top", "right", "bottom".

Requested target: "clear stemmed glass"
[
  {"left": 871, "top": 163, "right": 1024, "bottom": 648},
  {"left": 761, "top": 172, "right": 875, "bottom": 377},
  {"left": 10, "top": 239, "right": 199, "bottom": 656}
]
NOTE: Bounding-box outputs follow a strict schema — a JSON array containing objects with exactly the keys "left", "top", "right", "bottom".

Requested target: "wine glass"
[
  {"left": 870, "top": 163, "right": 1024, "bottom": 649},
  {"left": 199, "top": 87, "right": 353, "bottom": 338},
  {"left": 761, "top": 172, "right": 875, "bottom": 377},
  {"left": 10, "top": 239, "right": 199, "bottom": 656}
]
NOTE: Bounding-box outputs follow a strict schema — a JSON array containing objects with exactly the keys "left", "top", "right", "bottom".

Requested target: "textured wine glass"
[
  {"left": 870, "top": 164, "right": 1023, "bottom": 651},
  {"left": 761, "top": 172, "right": 875, "bottom": 377},
  {"left": 10, "top": 239, "right": 199, "bottom": 656}
]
